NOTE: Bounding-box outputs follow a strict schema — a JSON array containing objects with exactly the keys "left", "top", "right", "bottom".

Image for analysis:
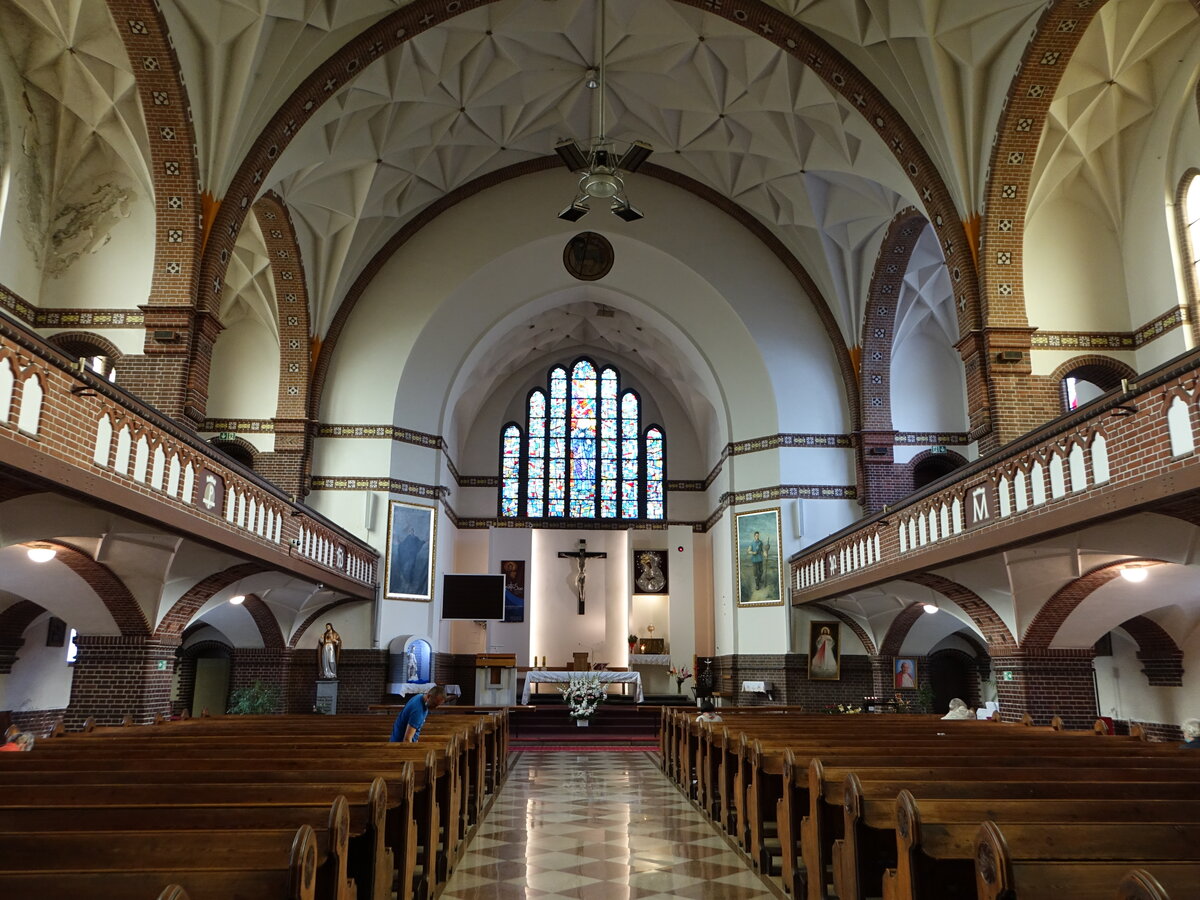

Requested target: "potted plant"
[
  {"left": 628, "top": 633, "right": 638, "bottom": 653},
  {"left": 226, "top": 680, "right": 280, "bottom": 715},
  {"left": 559, "top": 673, "right": 606, "bottom": 726}
]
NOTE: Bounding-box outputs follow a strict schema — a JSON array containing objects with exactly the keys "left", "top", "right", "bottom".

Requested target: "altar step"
[{"left": 511, "top": 702, "right": 669, "bottom": 741}]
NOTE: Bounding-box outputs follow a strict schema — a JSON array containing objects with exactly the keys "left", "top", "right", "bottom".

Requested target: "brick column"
[
  {"left": 956, "top": 328, "right": 1059, "bottom": 452},
  {"left": 869, "top": 655, "right": 893, "bottom": 700},
  {"left": 65, "top": 635, "right": 180, "bottom": 728},
  {"left": 257, "top": 416, "right": 312, "bottom": 499},
  {"left": 990, "top": 649, "right": 1097, "bottom": 730}
]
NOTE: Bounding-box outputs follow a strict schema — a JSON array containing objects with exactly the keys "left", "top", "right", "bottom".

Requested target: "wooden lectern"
[{"left": 572, "top": 651, "right": 590, "bottom": 671}]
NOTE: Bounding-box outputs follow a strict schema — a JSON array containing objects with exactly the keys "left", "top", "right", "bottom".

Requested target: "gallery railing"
[
  {"left": 0, "top": 314, "right": 377, "bottom": 593},
  {"left": 789, "top": 346, "right": 1200, "bottom": 601}
]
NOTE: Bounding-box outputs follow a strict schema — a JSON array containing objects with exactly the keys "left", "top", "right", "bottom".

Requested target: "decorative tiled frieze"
[
  {"left": 201, "top": 418, "right": 276, "bottom": 433},
  {"left": 1030, "top": 306, "right": 1186, "bottom": 351},
  {"left": 309, "top": 476, "right": 443, "bottom": 500}
]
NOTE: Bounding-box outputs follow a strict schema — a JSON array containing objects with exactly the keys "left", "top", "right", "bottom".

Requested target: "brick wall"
[
  {"left": 992, "top": 650, "right": 1097, "bottom": 729},
  {"left": 65, "top": 635, "right": 179, "bottom": 728},
  {"left": 288, "top": 649, "right": 387, "bottom": 714},
  {"left": 434, "top": 653, "right": 479, "bottom": 706}
]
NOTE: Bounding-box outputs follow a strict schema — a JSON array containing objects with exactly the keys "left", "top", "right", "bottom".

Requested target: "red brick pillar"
[
  {"left": 990, "top": 649, "right": 1097, "bottom": 729},
  {"left": 64, "top": 635, "right": 180, "bottom": 728}
]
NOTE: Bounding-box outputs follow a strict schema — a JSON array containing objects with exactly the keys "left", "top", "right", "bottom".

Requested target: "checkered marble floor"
[{"left": 441, "top": 750, "right": 780, "bottom": 899}]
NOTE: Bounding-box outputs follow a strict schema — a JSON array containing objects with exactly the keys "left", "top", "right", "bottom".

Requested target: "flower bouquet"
[
  {"left": 669, "top": 665, "right": 692, "bottom": 694},
  {"left": 559, "top": 673, "right": 607, "bottom": 721}
]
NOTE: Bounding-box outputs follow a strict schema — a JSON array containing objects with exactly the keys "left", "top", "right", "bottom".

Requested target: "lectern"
[{"left": 474, "top": 653, "right": 517, "bottom": 706}]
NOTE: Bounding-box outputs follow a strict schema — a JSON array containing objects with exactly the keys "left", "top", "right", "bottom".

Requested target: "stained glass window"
[
  {"left": 498, "top": 359, "right": 665, "bottom": 520},
  {"left": 501, "top": 424, "right": 522, "bottom": 517}
]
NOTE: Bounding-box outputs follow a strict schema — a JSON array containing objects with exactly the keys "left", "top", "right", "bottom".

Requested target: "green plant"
[
  {"left": 227, "top": 680, "right": 280, "bottom": 715},
  {"left": 914, "top": 684, "right": 935, "bottom": 714}
]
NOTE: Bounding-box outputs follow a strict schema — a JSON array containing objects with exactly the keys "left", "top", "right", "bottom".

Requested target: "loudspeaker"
[
  {"left": 364, "top": 493, "right": 377, "bottom": 530},
  {"left": 791, "top": 499, "right": 804, "bottom": 538}
]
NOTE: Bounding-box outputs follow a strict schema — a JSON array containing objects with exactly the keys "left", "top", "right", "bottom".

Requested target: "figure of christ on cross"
[{"left": 558, "top": 539, "right": 607, "bottom": 614}]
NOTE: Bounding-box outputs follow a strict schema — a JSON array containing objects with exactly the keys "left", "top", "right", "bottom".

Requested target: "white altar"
[{"left": 521, "top": 671, "right": 644, "bottom": 703}]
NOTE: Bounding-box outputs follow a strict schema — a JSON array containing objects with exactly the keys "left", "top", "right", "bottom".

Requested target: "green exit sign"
[
  {"left": 1001, "top": 670, "right": 1014, "bottom": 681},
  {"left": 156, "top": 660, "right": 168, "bottom": 671}
]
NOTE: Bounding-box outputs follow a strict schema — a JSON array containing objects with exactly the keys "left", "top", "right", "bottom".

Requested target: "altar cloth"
[{"left": 522, "top": 670, "right": 644, "bottom": 703}]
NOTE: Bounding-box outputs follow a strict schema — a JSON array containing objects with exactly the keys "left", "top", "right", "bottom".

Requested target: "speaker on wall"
[
  {"left": 791, "top": 499, "right": 804, "bottom": 539},
  {"left": 364, "top": 493, "right": 377, "bottom": 530}
]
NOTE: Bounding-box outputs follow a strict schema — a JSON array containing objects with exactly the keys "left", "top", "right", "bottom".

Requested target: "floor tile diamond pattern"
[{"left": 442, "top": 750, "right": 778, "bottom": 899}]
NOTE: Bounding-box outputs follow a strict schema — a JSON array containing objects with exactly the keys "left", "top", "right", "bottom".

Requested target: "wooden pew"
[
  {"left": 0, "top": 780, "right": 391, "bottom": 900},
  {"left": 974, "top": 820, "right": 1200, "bottom": 899},
  {"left": 3, "top": 711, "right": 504, "bottom": 900},
  {"left": 807, "top": 758, "right": 1200, "bottom": 900},
  {"left": 0, "top": 821, "right": 320, "bottom": 900}
]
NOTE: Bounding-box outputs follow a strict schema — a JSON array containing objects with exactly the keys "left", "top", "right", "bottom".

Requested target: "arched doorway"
[{"left": 926, "top": 649, "right": 976, "bottom": 714}]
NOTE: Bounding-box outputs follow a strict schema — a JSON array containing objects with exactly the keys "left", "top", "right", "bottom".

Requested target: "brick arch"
[
  {"left": 878, "top": 603, "right": 927, "bottom": 657},
  {"left": 908, "top": 448, "right": 969, "bottom": 491},
  {"left": 44, "top": 541, "right": 149, "bottom": 637},
  {"left": 251, "top": 192, "right": 314, "bottom": 496},
  {"left": 105, "top": 0, "right": 204, "bottom": 421},
  {"left": 198, "top": 0, "right": 980, "bottom": 415},
  {"left": 153, "top": 562, "right": 268, "bottom": 639},
  {"left": 180, "top": 637, "right": 233, "bottom": 659},
  {"left": 1116, "top": 614, "right": 1184, "bottom": 687},
  {"left": 288, "top": 598, "right": 367, "bottom": 649},
  {"left": 811, "top": 603, "right": 877, "bottom": 656},
  {"left": 899, "top": 571, "right": 1017, "bottom": 652},
  {"left": 252, "top": 192, "right": 312, "bottom": 423},
  {"left": 979, "top": 0, "right": 1113, "bottom": 329},
  {"left": 46, "top": 332, "right": 124, "bottom": 365},
  {"left": 1050, "top": 354, "right": 1138, "bottom": 412},
  {"left": 0, "top": 470, "right": 47, "bottom": 504},
  {"left": 0, "top": 599, "right": 47, "bottom": 674},
  {"left": 242, "top": 594, "right": 285, "bottom": 650},
  {"left": 309, "top": 158, "right": 858, "bottom": 438},
  {"left": 1173, "top": 168, "right": 1200, "bottom": 344},
  {"left": 858, "top": 208, "right": 929, "bottom": 512},
  {"left": 209, "top": 434, "right": 258, "bottom": 467},
  {"left": 1021, "top": 558, "right": 1166, "bottom": 651}
]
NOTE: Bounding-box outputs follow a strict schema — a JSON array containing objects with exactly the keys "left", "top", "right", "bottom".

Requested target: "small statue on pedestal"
[{"left": 318, "top": 623, "right": 342, "bottom": 680}]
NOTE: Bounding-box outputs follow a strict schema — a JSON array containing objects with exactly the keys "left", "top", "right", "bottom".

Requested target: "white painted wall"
[
  {"left": 208, "top": 316, "right": 281, "bottom": 420},
  {"left": 1, "top": 613, "right": 74, "bottom": 713}
]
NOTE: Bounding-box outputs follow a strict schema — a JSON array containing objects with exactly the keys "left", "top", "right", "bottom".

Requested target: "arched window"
[
  {"left": 500, "top": 359, "right": 665, "bottom": 520},
  {"left": 50, "top": 334, "right": 120, "bottom": 383}
]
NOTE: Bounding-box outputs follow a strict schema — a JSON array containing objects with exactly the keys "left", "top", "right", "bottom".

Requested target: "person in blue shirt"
[{"left": 390, "top": 685, "right": 447, "bottom": 743}]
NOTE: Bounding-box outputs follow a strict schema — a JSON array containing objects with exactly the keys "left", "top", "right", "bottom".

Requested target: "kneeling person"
[{"left": 390, "top": 684, "right": 448, "bottom": 743}]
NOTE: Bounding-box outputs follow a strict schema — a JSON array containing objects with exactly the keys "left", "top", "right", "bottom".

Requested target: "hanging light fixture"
[
  {"left": 1119, "top": 565, "right": 1148, "bottom": 583},
  {"left": 922, "top": 601, "right": 939, "bottom": 614},
  {"left": 26, "top": 545, "right": 57, "bottom": 564},
  {"left": 555, "top": 0, "right": 653, "bottom": 222}
]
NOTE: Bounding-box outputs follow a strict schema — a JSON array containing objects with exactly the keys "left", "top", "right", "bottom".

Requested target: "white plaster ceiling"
[
  {"left": 450, "top": 298, "right": 714, "bottom": 446},
  {"left": 1029, "top": 0, "right": 1200, "bottom": 230},
  {"left": 0, "top": 0, "right": 150, "bottom": 270},
  {"left": 221, "top": 214, "right": 280, "bottom": 342}
]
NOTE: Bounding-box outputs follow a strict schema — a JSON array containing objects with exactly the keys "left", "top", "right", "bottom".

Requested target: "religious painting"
[
  {"left": 633, "top": 550, "right": 669, "bottom": 594},
  {"left": 501, "top": 559, "right": 525, "bottom": 623},
  {"left": 385, "top": 500, "right": 437, "bottom": 601},
  {"left": 734, "top": 507, "right": 783, "bottom": 607},
  {"left": 807, "top": 620, "right": 841, "bottom": 681},
  {"left": 894, "top": 657, "right": 918, "bottom": 690}
]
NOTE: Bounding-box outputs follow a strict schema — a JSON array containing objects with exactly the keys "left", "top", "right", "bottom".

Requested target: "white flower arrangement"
[{"left": 559, "top": 673, "right": 607, "bottom": 720}]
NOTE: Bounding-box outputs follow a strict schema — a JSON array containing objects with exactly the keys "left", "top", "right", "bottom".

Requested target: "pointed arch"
[
  {"left": 1022, "top": 558, "right": 1167, "bottom": 651},
  {"left": 1117, "top": 614, "right": 1184, "bottom": 687},
  {"left": 899, "top": 571, "right": 1016, "bottom": 652},
  {"left": 153, "top": 562, "right": 269, "bottom": 639},
  {"left": 242, "top": 594, "right": 285, "bottom": 650},
  {"left": 43, "top": 541, "right": 150, "bottom": 637},
  {"left": 288, "top": 598, "right": 368, "bottom": 649}
]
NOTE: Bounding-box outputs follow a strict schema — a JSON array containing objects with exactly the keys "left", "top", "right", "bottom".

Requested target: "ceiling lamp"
[
  {"left": 922, "top": 602, "right": 939, "bottom": 614},
  {"left": 555, "top": 0, "right": 652, "bottom": 222},
  {"left": 26, "top": 546, "right": 57, "bottom": 564},
  {"left": 1119, "top": 566, "right": 1148, "bottom": 583},
  {"left": 229, "top": 594, "right": 246, "bottom": 605}
]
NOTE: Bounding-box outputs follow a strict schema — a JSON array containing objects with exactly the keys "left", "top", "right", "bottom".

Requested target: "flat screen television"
[{"left": 441, "top": 573, "right": 505, "bottom": 620}]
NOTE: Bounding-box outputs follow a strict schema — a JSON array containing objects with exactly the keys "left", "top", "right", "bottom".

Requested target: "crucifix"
[{"left": 558, "top": 539, "right": 607, "bottom": 615}]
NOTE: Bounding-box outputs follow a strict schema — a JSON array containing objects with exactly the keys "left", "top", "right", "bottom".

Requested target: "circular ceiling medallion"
[{"left": 563, "top": 231, "right": 614, "bottom": 281}]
